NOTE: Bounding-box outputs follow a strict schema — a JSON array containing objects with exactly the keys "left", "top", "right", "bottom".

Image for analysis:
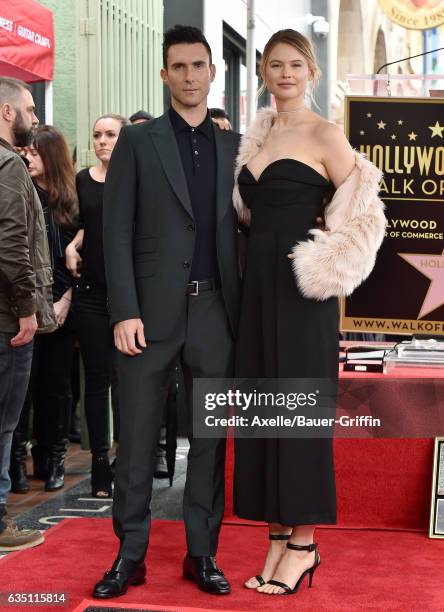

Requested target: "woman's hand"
[
  {"left": 65, "top": 242, "right": 82, "bottom": 277},
  {"left": 65, "top": 229, "right": 84, "bottom": 278},
  {"left": 53, "top": 297, "right": 70, "bottom": 327}
]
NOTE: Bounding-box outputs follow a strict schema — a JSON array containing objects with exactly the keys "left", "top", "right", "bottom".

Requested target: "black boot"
[
  {"left": 45, "top": 456, "right": 66, "bottom": 491},
  {"left": 45, "top": 396, "right": 71, "bottom": 492},
  {"left": 91, "top": 452, "right": 113, "bottom": 498},
  {"left": 154, "top": 426, "right": 169, "bottom": 479},
  {"left": 31, "top": 444, "right": 49, "bottom": 481},
  {"left": 9, "top": 431, "right": 29, "bottom": 494}
]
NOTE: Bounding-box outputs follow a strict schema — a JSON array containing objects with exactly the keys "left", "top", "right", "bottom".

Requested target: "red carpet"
[
  {"left": 225, "top": 438, "right": 434, "bottom": 530},
  {"left": 72, "top": 603, "right": 237, "bottom": 611},
  {"left": 0, "top": 518, "right": 443, "bottom": 611}
]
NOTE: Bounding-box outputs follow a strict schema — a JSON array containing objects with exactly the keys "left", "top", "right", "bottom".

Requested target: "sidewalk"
[{"left": 3, "top": 441, "right": 189, "bottom": 538}]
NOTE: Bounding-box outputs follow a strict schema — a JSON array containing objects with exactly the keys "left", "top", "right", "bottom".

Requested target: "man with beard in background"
[{"left": 0, "top": 77, "right": 56, "bottom": 551}]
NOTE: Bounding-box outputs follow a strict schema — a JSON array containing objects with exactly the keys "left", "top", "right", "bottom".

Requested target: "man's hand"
[
  {"left": 288, "top": 216, "right": 330, "bottom": 261},
  {"left": 315, "top": 216, "right": 330, "bottom": 232},
  {"left": 65, "top": 243, "right": 82, "bottom": 278},
  {"left": 11, "top": 314, "right": 37, "bottom": 347},
  {"left": 114, "top": 318, "right": 147, "bottom": 355}
]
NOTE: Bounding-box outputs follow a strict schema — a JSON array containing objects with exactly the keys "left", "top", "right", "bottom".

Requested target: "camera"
[
  {"left": 312, "top": 18, "right": 330, "bottom": 38},
  {"left": 305, "top": 13, "right": 330, "bottom": 39}
]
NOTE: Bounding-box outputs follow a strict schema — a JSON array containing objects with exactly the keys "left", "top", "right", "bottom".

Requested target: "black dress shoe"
[
  {"left": 153, "top": 450, "right": 169, "bottom": 479},
  {"left": 183, "top": 555, "right": 231, "bottom": 595},
  {"left": 93, "top": 556, "right": 146, "bottom": 599}
]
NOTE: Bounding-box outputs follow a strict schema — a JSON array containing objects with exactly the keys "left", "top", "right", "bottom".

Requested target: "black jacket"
[
  {"left": 0, "top": 139, "right": 56, "bottom": 333},
  {"left": 103, "top": 111, "right": 241, "bottom": 341}
]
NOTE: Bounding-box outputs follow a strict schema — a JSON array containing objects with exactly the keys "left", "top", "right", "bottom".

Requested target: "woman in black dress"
[
  {"left": 233, "top": 30, "right": 385, "bottom": 596},
  {"left": 65, "top": 113, "right": 127, "bottom": 497},
  {"left": 19, "top": 126, "right": 78, "bottom": 491}
]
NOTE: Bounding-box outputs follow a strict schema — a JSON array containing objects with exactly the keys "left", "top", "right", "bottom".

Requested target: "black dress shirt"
[{"left": 169, "top": 106, "right": 218, "bottom": 282}]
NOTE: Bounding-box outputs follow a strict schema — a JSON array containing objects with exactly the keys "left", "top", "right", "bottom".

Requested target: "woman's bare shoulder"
[{"left": 312, "top": 117, "right": 346, "bottom": 141}]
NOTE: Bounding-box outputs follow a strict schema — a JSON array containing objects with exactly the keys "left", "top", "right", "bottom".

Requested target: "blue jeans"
[{"left": 0, "top": 332, "right": 33, "bottom": 531}]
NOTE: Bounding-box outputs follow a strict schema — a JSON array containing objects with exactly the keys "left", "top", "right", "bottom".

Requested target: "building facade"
[
  {"left": 33, "top": 1, "right": 443, "bottom": 151},
  {"left": 330, "top": 0, "right": 444, "bottom": 123},
  {"left": 39, "top": 0, "right": 164, "bottom": 165},
  {"left": 165, "top": 0, "right": 315, "bottom": 131}
]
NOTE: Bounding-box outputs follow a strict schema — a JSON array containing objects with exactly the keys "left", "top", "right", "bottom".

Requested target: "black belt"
[{"left": 186, "top": 278, "right": 219, "bottom": 296}]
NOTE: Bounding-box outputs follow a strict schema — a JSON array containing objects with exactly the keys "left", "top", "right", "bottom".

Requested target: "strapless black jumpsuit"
[{"left": 234, "top": 159, "right": 338, "bottom": 525}]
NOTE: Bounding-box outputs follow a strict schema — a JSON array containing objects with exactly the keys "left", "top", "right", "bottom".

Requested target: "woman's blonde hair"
[
  {"left": 258, "top": 29, "right": 321, "bottom": 105},
  {"left": 92, "top": 113, "right": 129, "bottom": 130}
]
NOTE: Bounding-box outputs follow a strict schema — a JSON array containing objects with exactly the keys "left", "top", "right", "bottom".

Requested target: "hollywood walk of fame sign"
[{"left": 341, "top": 96, "right": 444, "bottom": 336}]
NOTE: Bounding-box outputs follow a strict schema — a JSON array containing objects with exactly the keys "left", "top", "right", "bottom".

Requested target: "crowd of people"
[
  {"left": 0, "top": 87, "right": 155, "bottom": 546},
  {"left": 0, "top": 23, "right": 385, "bottom": 600}
]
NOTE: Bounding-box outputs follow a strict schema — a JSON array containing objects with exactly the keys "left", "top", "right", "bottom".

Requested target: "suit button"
[
  {"left": 183, "top": 261, "right": 190, "bottom": 268},
  {"left": 187, "top": 224, "right": 194, "bottom": 232}
]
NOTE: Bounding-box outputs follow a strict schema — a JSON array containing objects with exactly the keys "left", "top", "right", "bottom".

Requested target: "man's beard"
[{"left": 12, "top": 110, "right": 34, "bottom": 147}]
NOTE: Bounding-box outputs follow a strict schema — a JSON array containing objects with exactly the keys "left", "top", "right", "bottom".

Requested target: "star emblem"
[
  {"left": 399, "top": 251, "right": 444, "bottom": 318},
  {"left": 377, "top": 120, "right": 386, "bottom": 130},
  {"left": 428, "top": 121, "right": 444, "bottom": 138},
  {"left": 360, "top": 130, "right": 365, "bottom": 135},
  {"left": 390, "top": 134, "right": 396, "bottom": 140},
  {"left": 408, "top": 131, "right": 417, "bottom": 141},
  {"left": 366, "top": 113, "right": 372, "bottom": 118},
  {"left": 398, "top": 119, "right": 403, "bottom": 125}
]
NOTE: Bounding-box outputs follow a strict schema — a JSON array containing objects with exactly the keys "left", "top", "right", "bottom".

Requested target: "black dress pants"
[
  {"left": 113, "top": 289, "right": 233, "bottom": 561},
  {"left": 23, "top": 317, "right": 77, "bottom": 460}
]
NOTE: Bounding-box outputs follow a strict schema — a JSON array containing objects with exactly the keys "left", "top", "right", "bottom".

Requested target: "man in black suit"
[{"left": 93, "top": 26, "right": 240, "bottom": 598}]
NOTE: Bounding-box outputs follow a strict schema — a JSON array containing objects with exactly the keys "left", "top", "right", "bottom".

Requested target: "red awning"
[{"left": 0, "top": 0, "right": 54, "bottom": 82}]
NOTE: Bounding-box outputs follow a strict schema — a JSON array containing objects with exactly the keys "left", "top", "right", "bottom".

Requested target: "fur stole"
[{"left": 233, "top": 107, "right": 387, "bottom": 300}]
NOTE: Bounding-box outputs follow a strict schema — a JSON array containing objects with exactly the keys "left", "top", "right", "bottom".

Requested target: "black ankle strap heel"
[
  {"left": 246, "top": 533, "right": 291, "bottom": 588},
  {"left": 286, "top": 542, "right": 317, "bottom": 552},
  {"left": 266, "top": 542, "right": 321, "bottom": 595}
]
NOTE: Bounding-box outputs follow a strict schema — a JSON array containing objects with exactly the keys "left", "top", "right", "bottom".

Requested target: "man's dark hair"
[
  {"left": 129, "top": 110, "right": 154, "bottom": 124},
  {"left": 209, "top": 108, "right": 230, "bottom": 121},
  {"left": 163, "top": 25, "right": 212, "bottom": 68}
]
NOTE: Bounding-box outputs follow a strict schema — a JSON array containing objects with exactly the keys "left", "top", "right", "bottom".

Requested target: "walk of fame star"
[{"left": 399, "top": 251, "right": 444, "bottom": 319}]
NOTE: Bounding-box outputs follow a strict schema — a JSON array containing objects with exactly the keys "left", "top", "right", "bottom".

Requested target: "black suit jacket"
[{"left": 103, "top": 111, "right": 241, "bottom": 341}]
